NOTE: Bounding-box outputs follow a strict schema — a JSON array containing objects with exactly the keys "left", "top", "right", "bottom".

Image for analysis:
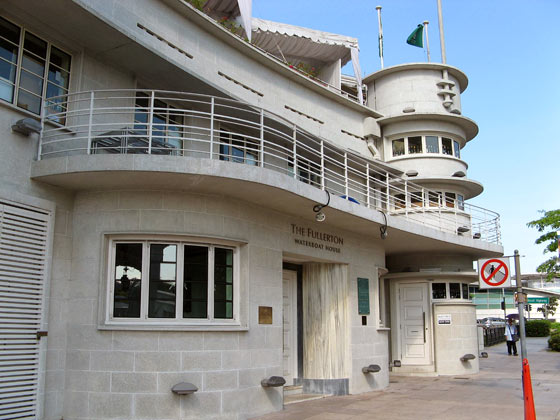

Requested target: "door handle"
[{"left": 422, "top": 312, "right": 426, "bottom": 343}]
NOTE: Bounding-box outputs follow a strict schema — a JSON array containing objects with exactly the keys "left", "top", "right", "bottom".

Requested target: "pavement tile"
[{"left": 250, "top": 337, "right": 560, "bottom": 420}]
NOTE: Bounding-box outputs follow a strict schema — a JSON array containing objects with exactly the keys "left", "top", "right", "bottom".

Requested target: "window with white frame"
[
  {"left": 391, "top": 135, "right": 461, "bottom": 158},
  {"left": 108, "top": 239, "right": 237, "bottom": 324},
  {"left": 391, "top": 190, "right": 465, "bottom": 211},
  {"left": 0, "top": 16, "right": 71, "bottom": 123},
  {"left": 431, "top": 281, "right": 471, "bottom": 301}
]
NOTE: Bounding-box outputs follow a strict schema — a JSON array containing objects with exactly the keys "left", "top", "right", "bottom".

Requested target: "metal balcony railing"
[{"left": 38, "top": 89, "right": 501, "bottom": 244}]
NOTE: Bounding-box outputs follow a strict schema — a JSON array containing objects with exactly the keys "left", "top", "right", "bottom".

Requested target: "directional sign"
[
  {"left": 527, "top": 297, "right": 549, "bottom": 304},
  {"left": 477, "top": 257, "right": 511, "bottom": 289}
]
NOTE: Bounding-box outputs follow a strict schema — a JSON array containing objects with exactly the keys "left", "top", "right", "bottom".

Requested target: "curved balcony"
[{"left": 38, "top": 89, "right": 501, "bottom": 244}]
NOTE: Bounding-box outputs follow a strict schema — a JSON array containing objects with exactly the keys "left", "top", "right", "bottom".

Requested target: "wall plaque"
[
  {"left": 437, "top": 314, "right": 452, "bottom": 325},
  {"left": 357, "top": 278, "right": 370, "bottom": 315},
  {"left": 259, "top": 306, "right": 273, "bottom": 324}
]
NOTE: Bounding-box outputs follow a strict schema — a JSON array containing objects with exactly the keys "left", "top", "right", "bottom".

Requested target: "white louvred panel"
[{"left": 0, "top": 202, "right": 50, "bottom": 419}]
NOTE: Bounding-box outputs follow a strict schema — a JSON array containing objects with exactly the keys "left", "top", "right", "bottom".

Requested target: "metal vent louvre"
[{"left": 0, "top": 202, "right": 50, "bottom": 419}]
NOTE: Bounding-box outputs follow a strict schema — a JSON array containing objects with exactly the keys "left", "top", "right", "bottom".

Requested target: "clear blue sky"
[{"left": 253, "top": 0, "right": 560, "bottom": 273}]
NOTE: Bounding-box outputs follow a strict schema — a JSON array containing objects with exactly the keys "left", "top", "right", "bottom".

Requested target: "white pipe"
[
  {"left": 437, "top": 0, "right": 446, "bottom": 64},
  {"left": 423, "top": 21, "right": 430, "bottom": 63},
  {"left": 376, "top": 6, "right": 384, "bottom": 69}
]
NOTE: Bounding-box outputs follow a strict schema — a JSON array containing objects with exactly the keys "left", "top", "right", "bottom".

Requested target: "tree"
[
  {"left": 527, "top": 209, "right": 560, "bottom": 280},
  {"left": 537, "top": 297, "right": 558, "bottom": 319}
]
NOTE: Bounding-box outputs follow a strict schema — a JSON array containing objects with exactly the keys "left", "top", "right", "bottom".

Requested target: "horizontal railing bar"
[{"left": 39, "top": 89, "right": 501, "bottom": 244}]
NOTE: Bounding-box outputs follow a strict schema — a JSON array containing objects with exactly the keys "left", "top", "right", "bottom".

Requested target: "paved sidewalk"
[{"left": 251, "top": 337, "right": 560, "bottom": 420}]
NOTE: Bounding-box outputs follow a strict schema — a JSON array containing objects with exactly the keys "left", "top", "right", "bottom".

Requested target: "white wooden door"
[
  {"left": 399, "top": 283, "right": 431, "bottom": 365},
  {"left": 282, "top": 270, "right": 298, "bottom": 385},
  {"left": 0, "top": 202, "right": 50, "bottom": 419}
]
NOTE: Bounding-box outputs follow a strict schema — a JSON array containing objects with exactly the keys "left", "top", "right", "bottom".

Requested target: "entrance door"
[
  {"left": 399, "top": 283, "right": 431, "bottom": 365},
  {"left": 282, "top": 270, "right": 298, "bottom": 385}
]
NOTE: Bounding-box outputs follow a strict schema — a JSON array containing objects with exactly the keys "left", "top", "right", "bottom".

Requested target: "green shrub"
[
  {"left": 548, "top": 334, "right": 560, "bottom": 351},
  {"left": 549, "top": 322, "right": 560, "bottom": 335},
  {"left": 525, "top": 320, "right": 550, "bottom": 337}
]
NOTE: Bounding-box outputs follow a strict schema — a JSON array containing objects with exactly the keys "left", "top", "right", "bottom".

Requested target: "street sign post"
[{"left": 477, "top": 257, "right": 511, "bottom": 289}]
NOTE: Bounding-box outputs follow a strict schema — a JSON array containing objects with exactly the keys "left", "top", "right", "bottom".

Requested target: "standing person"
[{"left": 505, "top": 318, "right": 518, "bottom": 356}]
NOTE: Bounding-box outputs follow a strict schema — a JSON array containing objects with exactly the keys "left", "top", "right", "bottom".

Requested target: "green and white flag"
[{"left": 407, "top": 24, "right": 424, "bottom": 48}]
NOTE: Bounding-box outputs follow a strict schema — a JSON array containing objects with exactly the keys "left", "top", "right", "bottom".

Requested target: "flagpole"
[
  {"left": 437, "top": 0, "right": 446, "bottom": 64},
  {"left": 376, "top": 6, "right": 384, "bottom": 69},
  {"left": 423, "top": 21, "right": 430, "bottom": 62}
]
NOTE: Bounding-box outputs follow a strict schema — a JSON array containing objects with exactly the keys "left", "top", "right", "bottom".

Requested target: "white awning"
[
  {"left": 251, "top": 18, "right": 358, "bottom": 66},
  {"left": 203, "top": 0, "right": 252, "bottom": 42}
]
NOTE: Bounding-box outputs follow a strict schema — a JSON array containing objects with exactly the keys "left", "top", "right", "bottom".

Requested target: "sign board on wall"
[
  {"left": 357, "top": 278, "right": 370, "bottom": 315},
  {"left": 437, "top": 314, "right": 452, "bottom": 325},
  {"left": 477, "top": 257, "right": 512, "bottom": 289}
]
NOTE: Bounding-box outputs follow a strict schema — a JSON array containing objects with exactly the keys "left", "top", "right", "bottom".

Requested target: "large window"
[
  {"left": 109, "top": 239, "right": 237, "bottom": 324},
  {"left": 0, "top": 16, "right": 71, "bottom": 123},
  {"left": 391, "top": 135, "right": 461, "bottom": 158},
  {"left": 391, "top": 190, "right": 466, "bottom": 211}
]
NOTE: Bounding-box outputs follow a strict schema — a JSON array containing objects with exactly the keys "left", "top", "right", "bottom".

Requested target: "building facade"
[{"left": 0, "top": 1, "right": 503, "bottom": 419}]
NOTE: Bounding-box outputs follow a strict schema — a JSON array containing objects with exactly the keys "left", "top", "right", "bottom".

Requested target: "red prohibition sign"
[{"left": 480, "top": 259, "right": 509, "bottom": 286}]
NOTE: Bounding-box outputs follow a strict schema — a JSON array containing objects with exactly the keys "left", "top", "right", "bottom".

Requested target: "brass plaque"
[{"left": 259, "top": 306, "right": 273, "bottom": 324}]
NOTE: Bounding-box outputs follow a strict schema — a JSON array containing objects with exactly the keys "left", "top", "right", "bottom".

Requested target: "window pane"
[
  {"left": 219, "top": 142, "right": 230, "bottom": 161},
  {"left": 214, "top": 248, "right": 233, "bottom": 319},
  {"left": 48, "top": 64, "right": 70, "bottom": 88},
  {"left": 449, "top": 283, "right": 461, "bottom": 299},
  {"left": 442, "top": 137, "right": 452, "bottom": 155},
  {"left": 232, "top": 141, "right": 244, "bottom": 163},
  {"left": 445, "top": 192, "right": 456, "bottom": 208},
  {"left": 411, "top": 192, "right": 422, "bottom": 207},
  {"left": 19, "top": 69, "right": 43, "bottom": 95},
  {"left": 462, "top": 283, "right": 469, "bottom": 299},
  {"left": 114, "top": 243, "right": 143, "bottom": 318},
  {"left": 426, "top": 136, "right": 439, "bottom": 153},
  {"left": 17, "top": 88, "right": 41, "bottom": 114},
  {"left": 457, "top": 194, "right": 464, "bottom": 211},
  {"left": 0, "top": 17, "right": 21, "bottom": 45},
  {"left": 393, "top": 193, "right": 406, "bottom": 209},
  {"left": 0, "top": 60, "right": 16, "bottom": 83},
  {"left": 432, "top": 283, "right": 446, "bottom": 299},
  {"left": 49, "top": 46, "right": 71, "bottom": 72},
  {"left": 408, "top": 136, "right": 422, "bottom": 154},
  {"left": 0, "top": 38, "right": 18, "bottom": 64},
  {"left": 183, "top": 245, "right": 208, "bottom": 319},
  {"left": 148, "top": 244, "right": 177, "bottom": 318},
  {"left": 0, "top": 79, "right": 14, "bottom": 102},
  {"left": 22, "top": 52, "right": 45, "bottom": 76},
  {"left": 428, "top": 191, "right": 440, "bottom": 207},
  {"left": 392, "top": 138, "right": 404, "bottom": 156},
  {"left": 453, "top": 140, "right": 460, "bottom": 158},
  {"left": 23, "top": 31, "right": 47, "bottom": 59}
]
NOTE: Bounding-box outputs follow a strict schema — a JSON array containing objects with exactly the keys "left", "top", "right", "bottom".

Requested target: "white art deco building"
[{"left": 0, "top": 0, "right": 503, "bottom": 418}]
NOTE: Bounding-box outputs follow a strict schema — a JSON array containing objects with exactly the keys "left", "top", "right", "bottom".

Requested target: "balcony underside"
[{"left": 31, "top": 154, "right": 502, "bottom": 258}]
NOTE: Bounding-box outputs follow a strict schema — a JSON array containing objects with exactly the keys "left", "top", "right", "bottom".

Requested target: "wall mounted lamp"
[
  {"left": 171, "top": 382, "right": 198, "bottom": 395},
  {"left": 313, "top": 190, "right": 330, "bottom": 222},
  {"left": 379, "top": 211, "right": 388, "bottom": 240},
  {"left": 12, "top": 118, "right": 41, "bottom": 136}
]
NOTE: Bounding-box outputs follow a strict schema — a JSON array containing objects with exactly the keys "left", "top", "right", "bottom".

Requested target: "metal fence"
[
  {"left": 483, "top": 326, "right": 506, "bottom": 347},
  {"left": 39, "top": 89, "right": 501, "bottom": 244}
]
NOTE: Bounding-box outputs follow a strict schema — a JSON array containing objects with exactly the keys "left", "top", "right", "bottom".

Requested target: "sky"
[{"left": 253, "top": 0, "right": 560, "bottom": 274}]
